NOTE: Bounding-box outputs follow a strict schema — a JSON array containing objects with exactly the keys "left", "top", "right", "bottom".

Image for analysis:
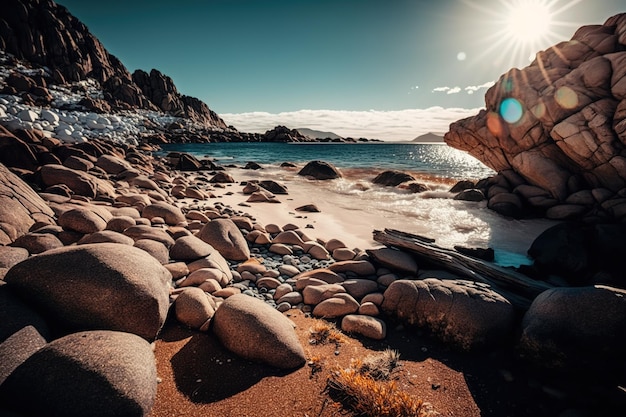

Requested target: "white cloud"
[
  {"left": 465, "top": 81, "right": 495, "bottom": 94},
  {"left": 220, "top": 107, "right": 482, "bottom": 141},
  {"left": 447, "top": 86, "right": 462, "bottom": 94},
  {"left": 432, "top": 87, "right": 450, "bottom": 92}
]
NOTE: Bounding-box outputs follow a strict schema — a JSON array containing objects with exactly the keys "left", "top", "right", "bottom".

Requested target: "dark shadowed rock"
[
  {"left": 0, "top": 285, "right": 50, "bottom": 344},
  {"left": 372, "top": 170, "right": 415, "bottom": 186},
  {"left": 519, "top": 285, "right": 626, "bottom": 375},
  {"left": 0, "top": 330, "right": 157, "bottom": 417},
  {"left": 4, "top": 243, "right": 171, "bottom": 341},
  {"left": 212, "top": 294, "right": 306, "bottom": 369},
  {"left": 297, "top": 160, "right": 342, "bottom": 180},
  {"left": 382, "top": 278, "right": 514, "bottom": 350}
]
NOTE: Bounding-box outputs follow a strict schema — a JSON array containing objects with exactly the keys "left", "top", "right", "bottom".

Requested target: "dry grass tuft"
[
  {"left": 358, "top": 349, "right": 401, "bottom": 381},
  {"left": 325, "top": 349, "right": 435, "bottom": 417},
  {"left": 309, "top": 320, "right": 346, "bottom": 348}
]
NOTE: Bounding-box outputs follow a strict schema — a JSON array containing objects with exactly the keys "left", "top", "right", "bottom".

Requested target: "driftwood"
[{"left": 373, "top": 228, "right": 554, "bottom": 309}]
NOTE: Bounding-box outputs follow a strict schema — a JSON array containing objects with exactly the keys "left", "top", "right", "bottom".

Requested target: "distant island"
[{"left": 412, "top": 132, "right": 445, "bottom": 143}]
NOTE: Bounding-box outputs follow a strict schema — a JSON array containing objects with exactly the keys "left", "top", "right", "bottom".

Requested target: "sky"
[{"left": 57, "top": 0, "right": 625, "bottom": 140}]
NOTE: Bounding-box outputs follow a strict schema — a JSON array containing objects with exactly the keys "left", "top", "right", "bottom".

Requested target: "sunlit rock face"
[{"left": 446, "top": 14, "right": 626, "bottom": 220}]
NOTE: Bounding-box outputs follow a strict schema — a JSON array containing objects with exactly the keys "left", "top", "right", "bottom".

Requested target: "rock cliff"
[
  {"left": 445, "top": 13, "right": 626, "bottom": 221},
  {"left": 0, "top": 0, "right": 227, "bottom": 128}
]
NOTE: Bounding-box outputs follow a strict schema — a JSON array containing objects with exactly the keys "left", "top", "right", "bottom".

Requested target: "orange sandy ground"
[{"left": 149, "top": 309, "right": 563, "bottom": 417}]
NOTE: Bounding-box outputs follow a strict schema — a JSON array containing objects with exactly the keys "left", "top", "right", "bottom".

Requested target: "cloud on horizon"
[
  {"left": 433, "top": 81, "right": 494, "bottom": 96},
  {"left": 220, "top": 107, "right": 482, "bottom": 141}
]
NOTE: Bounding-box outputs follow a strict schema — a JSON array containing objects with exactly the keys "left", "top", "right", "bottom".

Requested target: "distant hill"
[
  {"left": 296, "top": 128, "right": 343, "bottom": 140},
  {"left": 412, "top": 132, "right": 445, "bottom": 143}
]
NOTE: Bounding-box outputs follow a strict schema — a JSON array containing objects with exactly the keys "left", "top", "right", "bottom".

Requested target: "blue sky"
[{"left": 57, "top": 0, "right": 624, "bottom": 139}]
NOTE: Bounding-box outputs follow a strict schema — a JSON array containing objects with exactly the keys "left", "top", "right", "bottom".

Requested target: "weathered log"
[{"left": 373, "top": 228, "right": 554, "bottom": 309}]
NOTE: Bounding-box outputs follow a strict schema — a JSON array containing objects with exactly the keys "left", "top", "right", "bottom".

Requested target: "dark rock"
[
  {"left": 372, "top": 170, "right": 415, "bottom": 186},
  {"left": 454, "top": 189, "right": 485, "bottom": 201},
  {"left": 449, "top": 180, "right": 477, "bottom": 193},
  {"left": 244, "top": 161, "right": 262, "bottom": 170},
  {"left": 259, "top": 180, "right": 288, "bottom": 194},
  {"left": 519, "top": 285, "right": 626, "bottom": 376},
  {"left": 298, "top": 160, "right": 342, "bottom": 180},
  {"left": 0, "top": 285, "right": 50, "bottom": 344},
  {"left": 528, "top": 222, "right": 591, "bottom": 284},
  {"left": 295, "top": 204, "right": 320, "bottom": 213},
  {"left": 0, "top": 330, "right": 157, "bottom": 417}
]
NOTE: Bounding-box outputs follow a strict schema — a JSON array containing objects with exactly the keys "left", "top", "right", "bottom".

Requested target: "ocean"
[
  {"left": 156, "top": 142, "right": 556, "bottom": 267},
  {"left": 157, "top": 142, "right": 494, "bottom": 179}
]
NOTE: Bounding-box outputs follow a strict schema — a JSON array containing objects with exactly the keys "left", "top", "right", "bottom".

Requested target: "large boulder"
[
  {"left": 381, "top": 278, "right": 515, "bottom": 350},
  {"left": 444, "top": 14, "right": 626, "bottom": 221},
  {"left": 519, "top": 285, "right": 626, "bottom": 376},
  {"left": 212, "top": 294, "right": 306, "bottom": 369},
  {"left": 0, "top": 163, "right": 55, "bottom": 245},
  {"left": 196, "top": 219, "right": 250, "bottom": 261},
  {"left": 0, "top": 330, "right": 157, "bottom": 417},
  {"left": 4, "top": 243, "right": 171, "bottom": 341},
  {"left": 297, "top": 160, "right": 342, "bottom": 180}
]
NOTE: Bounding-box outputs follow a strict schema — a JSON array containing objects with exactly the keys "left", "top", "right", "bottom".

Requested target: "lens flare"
[
  {"left": 555, "top": 86, "right": 579, "bottom": 109},
  {"left": 500, "top": 98, "right": 524, "bottom": 124}
]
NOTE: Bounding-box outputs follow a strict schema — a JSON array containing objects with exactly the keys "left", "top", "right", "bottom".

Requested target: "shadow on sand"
[{"left": 162, "top": 324, "right": 290, "bottom": 403}]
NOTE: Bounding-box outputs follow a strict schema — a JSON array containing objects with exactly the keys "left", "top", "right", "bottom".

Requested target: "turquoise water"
[{"left": 157, "top": 142, "right": 495, "bottom": 180}]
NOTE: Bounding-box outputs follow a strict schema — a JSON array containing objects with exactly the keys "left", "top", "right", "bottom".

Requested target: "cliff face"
[
  {"left": 0, "top": 0, "right": 227, "bottom": 128},
  {"left": 445, "top": 14, "right": 626, "bottom": 220}
]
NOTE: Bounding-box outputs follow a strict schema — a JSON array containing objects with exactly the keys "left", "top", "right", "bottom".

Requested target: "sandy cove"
[{"left": 146, "top": 162, "right": 559, "bottom": 417}]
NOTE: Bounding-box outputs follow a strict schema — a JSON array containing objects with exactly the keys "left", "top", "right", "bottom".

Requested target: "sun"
[
  {"left": 462, "top": 0, "right": 583, "bottom": 69},
  {"left": 505, "top": 0, "right": 553, "bottom": 43}
]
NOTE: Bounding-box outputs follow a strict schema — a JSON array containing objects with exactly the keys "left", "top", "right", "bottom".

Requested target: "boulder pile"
[{"left": 445, "top": 13, "right": 626, "bottom": 222}]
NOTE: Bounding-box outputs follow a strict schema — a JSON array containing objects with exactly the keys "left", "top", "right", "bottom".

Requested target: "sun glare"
[
  {"left": 462, "top": 0, "right": 583, "bottom": 70},
  {"left": 506, "top": 0, "right": 552, "bottom": 43}
]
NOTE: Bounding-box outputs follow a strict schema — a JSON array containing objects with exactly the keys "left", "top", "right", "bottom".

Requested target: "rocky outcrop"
[
  {"left": 445, "top": 14, "right": 626, "bottom": 221},
  {"left": 132, "top": 69, "right": 227, "bottom": 129},
  {"left": 0, "top": 0, "right": 228, "bottom": 127},
  {"left": 262, "top": 125, "right": 313, "bottom": 142}
]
